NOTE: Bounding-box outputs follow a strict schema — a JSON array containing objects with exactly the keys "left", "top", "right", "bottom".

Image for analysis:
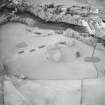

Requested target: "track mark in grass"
[
  {"left": 16, "top": 42, "right": 28, "bottom": 48},
  {"left": 29, "top": 49, "right": 36, "bottom": 52},
  {"left": 25, "top": 28, "right": 32, "bottom": 32},
  {"left": 18, "top": 51, "right": 24, "bottom": 54},
  {"left": 48, "top": 33, "right": 53, "bottom": 36},
  {"left": 38, "top": 45, "right": 46, "bottom": 49},
  {"left": 84, "top": 56, "right": 101, "bottom": 63},
  {"left": 75, "top": 51, "right": 81, "bottom": 58},
  {"left": 58, "top": 41, "right": 67, "bottom": 45},
  {"left": 34, "top": 32, "right": 41, "bottom": 35}
]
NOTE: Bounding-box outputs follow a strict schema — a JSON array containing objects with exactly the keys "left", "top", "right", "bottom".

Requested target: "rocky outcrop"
[
  {"left": 0, "top": 1, "right": 104, "bottom": 31},
  {"left": 32, "top": 4, "right": 99, "bottom": 25},
  {"left": 0, "top": 0, "right": 105, "bottom": 48},
  {"left": 0, "top": 0, "right": 101, "bottom": 26}
]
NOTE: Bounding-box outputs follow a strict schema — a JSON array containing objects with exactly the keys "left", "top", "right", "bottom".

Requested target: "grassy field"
[
  {"left": 0, "top": 23, "right": 102, "bottom": 79},
  {"left": 0, "top": 0, "right": 105, "bottom": 104}
]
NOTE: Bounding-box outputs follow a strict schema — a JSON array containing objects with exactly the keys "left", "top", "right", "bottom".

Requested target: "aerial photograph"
[{"left": 0, "top": 0, "right": 105, "bottom": 105}]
